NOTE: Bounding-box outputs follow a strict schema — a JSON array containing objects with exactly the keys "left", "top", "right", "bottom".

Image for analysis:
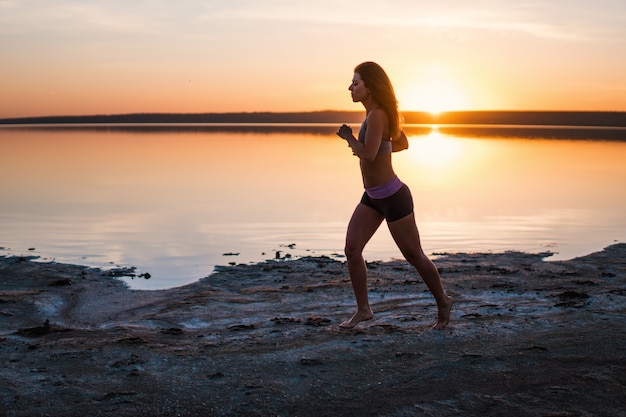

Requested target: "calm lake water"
[{"left": 1, "top": 124, "right": 625, "bottom": 289}]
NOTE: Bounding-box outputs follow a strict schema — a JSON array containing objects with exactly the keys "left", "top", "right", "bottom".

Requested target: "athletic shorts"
[{"left": 360, "top": 183, "right": 414, "bottom": 222}]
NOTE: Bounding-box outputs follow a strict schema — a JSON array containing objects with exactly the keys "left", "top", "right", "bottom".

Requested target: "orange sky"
[{"left": 1, "top": 1, "right": 625, "bottom": 118}]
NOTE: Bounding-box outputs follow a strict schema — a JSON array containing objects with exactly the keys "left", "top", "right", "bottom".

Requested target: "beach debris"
[
  {"left": 106, "top": 267, "right": 137, "bottom": 278},
  {"left": 228, "top": 324, "right": 256, "bottom": 331},
  {"left": 366, "top": 261, "right": 378, "bottom": 269},
  {"left": 16, "top": 319, "right": 52, "bottom": 336},
  {"left": 222, "top": 252, "right": 240, "bottom": 256},
  {"left": 160, "top": 327, "right": 184, "bottom": 335},
  {"left": 553, "top": 290, "right": 590, "bottom": 308},
  {"left": 371, "top": 324, "right": 403, "bottom": 333},
  {"left": 274, "top": 250, "right": 293, "bottom": 260},
  {"left": 300, "top": 357, "right": 324, "bottom": 366},
  {"left": 395, "top": 351, "right": 423, "bottom": 358},
  {"left": 461, "top": 313, "right": 484, "bottom": 319},
  {"left": 49, "top": 278, "right": 73, "bottom": 286},
  {"left": 105, "top": 267, "right": 151, "bottom": 280},
  {"left": 271, "top": 317, "right": 302, "bottom": 325},
  {"left": 526, "top": 345, "right": 549, "bottom": 351},
  {"left": 574, "top": 280, "right": 598, "bottom": 286},
  {"left": 305, "top": 316, "right": 331, "bottom": 326},
  {"left": 97, "top": 391, "right": 138, "bottom": 401},
  {"left": 116, "top": 336, "right": 148, "bottom": 345}
]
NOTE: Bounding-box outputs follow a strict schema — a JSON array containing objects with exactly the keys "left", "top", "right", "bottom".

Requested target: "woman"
[{"left": 336, "top": 62, "right": 453, "bottom": 329}]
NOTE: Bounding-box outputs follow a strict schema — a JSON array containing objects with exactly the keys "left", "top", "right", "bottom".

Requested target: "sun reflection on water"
[{"left": 406, "top": 126, "right": 465, "bottom": 170}]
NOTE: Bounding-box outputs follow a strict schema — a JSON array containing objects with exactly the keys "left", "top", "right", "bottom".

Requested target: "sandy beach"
[{"left": 1, "top": 244, "right": 625, "bottom": 416}]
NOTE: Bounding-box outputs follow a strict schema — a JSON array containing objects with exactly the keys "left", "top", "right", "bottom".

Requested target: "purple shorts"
[{"left": 360, "top": 177, "right": 414, "bottom": 222}]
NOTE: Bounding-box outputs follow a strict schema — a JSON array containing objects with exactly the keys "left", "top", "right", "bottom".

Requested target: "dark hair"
[{"left": 354, "top": 62, "right": 401, "bottom": 138}]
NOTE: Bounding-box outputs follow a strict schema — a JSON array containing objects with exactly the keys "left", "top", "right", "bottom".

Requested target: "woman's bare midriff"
[{"left": 360, "top": 153, "right": 396, "bottom": 189}]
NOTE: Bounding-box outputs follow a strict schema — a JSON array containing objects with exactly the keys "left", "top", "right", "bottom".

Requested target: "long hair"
[{"left": 354, "top": 62, "right": 401, "bottom": 139}]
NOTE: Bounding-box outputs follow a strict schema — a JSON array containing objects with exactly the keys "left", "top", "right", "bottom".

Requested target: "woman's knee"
[
  {"left": 344, "top": 240, "right": 363, "bottom": 260},
  {"left": 404, "top": 250, "right": 430, "bottom": 269}
]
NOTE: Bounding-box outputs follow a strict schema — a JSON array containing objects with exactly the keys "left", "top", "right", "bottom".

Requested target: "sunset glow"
[
  {"left": 1, "top": 1, "right": 625, "bottom": 118},
  {"left": 398, "top": 67, "right": 471, "bottom": 114}
]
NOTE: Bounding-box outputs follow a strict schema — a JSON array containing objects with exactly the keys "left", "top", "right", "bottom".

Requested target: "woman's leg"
[
  {"left": 387, "top": 213, "right": 453, "bottom": 329},
  {"left": 340, "top": 203, "right": 385, "bottom": 328}
]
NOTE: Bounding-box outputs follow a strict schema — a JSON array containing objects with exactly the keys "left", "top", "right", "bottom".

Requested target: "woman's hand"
[{"left": 336, "top": 124, "right": 353, "bottom": 141}]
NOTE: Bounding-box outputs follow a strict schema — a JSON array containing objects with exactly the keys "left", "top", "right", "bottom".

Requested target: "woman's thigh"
[
  {"left": 387, "top": 213, "right": 425, "bottom": 261},
  {"left": 345, "top": 203, "right": 385, "bottom": 253}
]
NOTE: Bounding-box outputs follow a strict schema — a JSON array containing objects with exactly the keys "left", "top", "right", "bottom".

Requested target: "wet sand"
[{"left": 1, "top": 244, "right": 625, "bottom": 416}]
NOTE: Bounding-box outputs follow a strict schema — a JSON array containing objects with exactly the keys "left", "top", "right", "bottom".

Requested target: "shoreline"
[{"left": 1, "top": 244, "right": 625, "bottom": 416}]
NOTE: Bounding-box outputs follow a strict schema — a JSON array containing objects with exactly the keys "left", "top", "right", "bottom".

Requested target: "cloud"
[
  {"left": 1, "top": 1, "right": 623, "bottom": 44},
  {"left": 0, "top": 1, "right": 151, "bottom": 35},
  {"left": 189, "top": 1, "right": 622, "bottom": 42}
]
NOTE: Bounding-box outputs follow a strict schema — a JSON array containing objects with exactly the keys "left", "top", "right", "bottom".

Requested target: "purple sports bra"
[{"left": 357, "top": 120, "right": 392, "bottom": 156}]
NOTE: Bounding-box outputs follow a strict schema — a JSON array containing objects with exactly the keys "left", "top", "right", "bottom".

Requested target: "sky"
[{"left": 1, "top": 0, "right": 625, "bottom": 118}]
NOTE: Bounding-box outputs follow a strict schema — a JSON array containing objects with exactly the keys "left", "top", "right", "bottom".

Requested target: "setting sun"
[{"left": 397, "top": 67, "right": 470, "bottom": 115}]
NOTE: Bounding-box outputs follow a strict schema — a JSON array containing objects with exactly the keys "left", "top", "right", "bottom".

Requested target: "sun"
[{"left": 398, "top": 71, "right": 469, "bottom": 115}]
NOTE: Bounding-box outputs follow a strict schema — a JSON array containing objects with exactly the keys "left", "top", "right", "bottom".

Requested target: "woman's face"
[{"left": 349, "top": 72, "right": 369, "bottom": 103}]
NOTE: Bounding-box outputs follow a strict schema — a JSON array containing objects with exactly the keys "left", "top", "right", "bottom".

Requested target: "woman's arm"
[
  {"left": 336, "top": 125, "right": 360, "bottom": 155},
  {"left": 337, "top": 109, "right": 386, "bottom": 162}
]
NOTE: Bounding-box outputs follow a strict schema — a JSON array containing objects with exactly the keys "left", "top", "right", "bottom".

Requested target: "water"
[{"left": 1, "top": 124, "right": 625, "bottom": 289}]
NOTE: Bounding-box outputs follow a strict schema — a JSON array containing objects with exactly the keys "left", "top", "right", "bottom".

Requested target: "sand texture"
[{"left": 1, "top": 244, "right": 625, "bottom": 416}]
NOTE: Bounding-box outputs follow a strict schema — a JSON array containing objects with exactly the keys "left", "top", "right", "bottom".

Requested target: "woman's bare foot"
[
  {"left": 338, "top": 309, "right": 373, "bottom": 329},
  {"left": 432, "top": 296, "right": 454, "bottom": 330}
]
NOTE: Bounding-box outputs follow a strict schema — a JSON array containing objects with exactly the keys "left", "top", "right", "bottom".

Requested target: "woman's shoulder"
[
  {"left": 367, "top": 107, "right": 387, "bottom": 119},
  {"left": 365, "top": 108, "right": 388, "bottom": 126}
]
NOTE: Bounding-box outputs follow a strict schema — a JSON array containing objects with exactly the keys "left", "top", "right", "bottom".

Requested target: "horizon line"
[
  {"left": 2, "top": 109, "right": 626, "bottom": 120},
  {"left": 2, "top": 110, "right": 626, "bottom": 128}
]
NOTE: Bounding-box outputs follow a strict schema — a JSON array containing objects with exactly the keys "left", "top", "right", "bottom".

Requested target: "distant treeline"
[
  {"left": 415, "top": 111, "right": 626, "bottom": 127},
  {"left": 1, "top": 110, "right": 626, "bottom": 127}
]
